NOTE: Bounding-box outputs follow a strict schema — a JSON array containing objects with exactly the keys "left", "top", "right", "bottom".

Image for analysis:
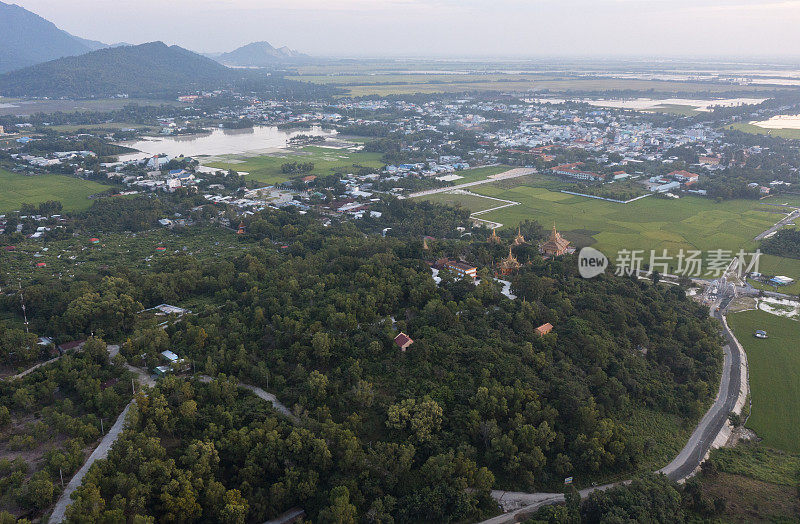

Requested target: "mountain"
[
  {"left": 0, "top": 42, "right": 233, "bottom": 98},
  {"left": 0, "top": 1, "right": 107, "bottom": 73},
  {"left": 216, "top": 41, "right": 311, "bottom": 68}
]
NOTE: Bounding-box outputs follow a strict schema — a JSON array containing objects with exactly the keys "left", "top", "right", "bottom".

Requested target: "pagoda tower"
[{"left": 513, "top": 226, "right": 526, "bottom": 246}]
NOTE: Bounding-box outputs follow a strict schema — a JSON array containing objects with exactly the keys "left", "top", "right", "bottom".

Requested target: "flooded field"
[
  {"left": 118, "top": 125, "right": 337, "bottom": 160},
  {"left": 751, "top": 114, "right": 800, "bottom": 130}
]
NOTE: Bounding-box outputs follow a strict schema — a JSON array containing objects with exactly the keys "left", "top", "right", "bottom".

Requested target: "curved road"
[{"left": 483, "top": 301, "right": 745, "bottom": 523}]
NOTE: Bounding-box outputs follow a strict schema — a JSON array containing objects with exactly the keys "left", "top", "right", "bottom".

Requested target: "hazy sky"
[{"left": 11, "top": 0, "right": 800, "bottom": 58}]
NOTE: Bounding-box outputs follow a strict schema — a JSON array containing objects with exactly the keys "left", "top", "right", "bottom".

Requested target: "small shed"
[
  {"left": 536, "top": 323, "right": 553, "bottom": 336},
  {"left": 161, "top": 350, "right": 179, "bottom": 363}
]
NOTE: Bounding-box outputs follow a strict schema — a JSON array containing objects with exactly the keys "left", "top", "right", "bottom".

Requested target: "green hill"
[{"left": 0, "top": 42, "right": 232, "bottom": 98}]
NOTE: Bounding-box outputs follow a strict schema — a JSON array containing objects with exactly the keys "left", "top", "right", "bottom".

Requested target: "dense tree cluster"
[
  {"left": 0, "top": 339, "right": 131, "bottom": 520},
  {"left": 761, "top": 228, "right": 800, "bottom": 259},
  {"left": 280, "top": 161, "right": 315, "bottom": 174},
  {"left": 76, "top": 195, "right": 167, "bottom": 233},
  {"left": 67, "top": 377, "right": 495, "bottom": 523},
  {"left": 0, "top": 202, "right": 724, "bottom": 521}
]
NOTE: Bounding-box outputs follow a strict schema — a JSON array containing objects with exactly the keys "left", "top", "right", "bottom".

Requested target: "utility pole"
[
  {"left": 100, "top": 418, "right": 104, "bottom": 434},
  {"left": 18, "top": 281, "right": 29, "bottom": 333}
]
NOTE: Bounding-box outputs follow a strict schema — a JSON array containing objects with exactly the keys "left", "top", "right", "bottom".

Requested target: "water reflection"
[{"left": 118, "top": 125, "right": 337, "bottom": 160}]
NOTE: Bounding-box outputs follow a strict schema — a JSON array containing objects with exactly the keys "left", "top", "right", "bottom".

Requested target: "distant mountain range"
[
  {"left": 0, "top": 2, "right": 313, "bottom": 77},
  {"left": 0, "top": 2, "right": 320, "bottom": 98},
  {"left": 215, "top": 41, "right": 312, "bottom": 68},
  {"left": 0, "top": 42, "right": 234, "bottom": 98},
  {"left": 0, "top": 1, "right": 107, "bottom": 73}
]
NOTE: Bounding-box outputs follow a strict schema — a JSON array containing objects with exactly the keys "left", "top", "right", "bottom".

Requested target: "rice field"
[
  {"left": 728, "top": 309, "right": 800, "bottom": 452},
  {"left": 204, "top": 146, "right": 385, "bottom": 185},
  {"left": 0, "top": 168, "right": 110, "bottom": 213}
]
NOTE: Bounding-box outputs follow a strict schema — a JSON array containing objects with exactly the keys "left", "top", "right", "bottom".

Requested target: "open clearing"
[
  {"left": 0, "top": 168, "right": 110, "bottom": 213},
  {"left": 727, "top": 309, "right": 800, "bottom": 453},
  {"left": 700, "top": 445, "right": 800, "bottom": 522},
  {"left": 645, "top": 104, "right": 702, "bottom": 116},
  {"left": 289, "top": 73, "right": 785, "bottom": 97},
  {"left": 727, "top": 122, "right": 800, "bottom": 140},
  {"left": 204, "top": 146, "right": 385, "bottom": 185},
  {"left": 421, "top": 192, "right": 505, "bottom": 213},
  {"left": 0, "top": 98, "right": 179, "bottom": 117},
  {"left": 760, "top": 193, "right": 800, "bottom": 208},
  {"left": 446, "top": 165, "right": 513, "bottom": 184},
  {"left": 750, "top": 254, "right": 800, "bottom": 295},
  {"left": 468, "top": 182, "right": 778, "bottom": 254},
  {"left": 419, "top": 179, "right": 800, "bottom": 282}
]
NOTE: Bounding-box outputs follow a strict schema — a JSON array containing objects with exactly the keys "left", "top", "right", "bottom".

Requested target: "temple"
[
  {"left": 488, "top": 228, "right": 502, "bottom": 244},
  {"left": 540, "top": 223, "right": 571, "bottom": 257},
  {"left": 498, "top": 247, "right": 521, "bottom": 275}
]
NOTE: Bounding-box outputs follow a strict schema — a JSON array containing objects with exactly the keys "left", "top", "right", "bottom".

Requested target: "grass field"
[
  {"left": 421, "top": 192, "right": 508, "bottom": 213},
  {"left": 727, "top": 122, "right": 800, "bottom": 140},
  {"left": 750, "top": 254, "right": 800, "bottom": 295},
  {"left": 760, "top": 193, "right": 800, "bottom": 207},
  {"left": 468, "top": 183, "right": 778, "bottom": 255},
  {"left": 0, "top": 98, "right": 179, "bottom": 117},
  {"left": 444, "top": 165, "right": 513, "bottom": 184},
  {"left": 728, "top": 309, "right": 800, "bottom": 452},
  {"left": 418, "top": 180, "right": 800, "bottom": 281},
  {"left": 710, "top": 444, "right": 800, "bottom": 486},
  {"left": 289, "top": 73, "right": 785, "bottom": 97},
  {"left": 0, "top": 168, "right": 110, "bottom": 213},
  {"left": 646, "top": 104, "right": 702, "bottom": 116},
  {"left": 205, "top": 146, "right": 385, "bottom": 185}
]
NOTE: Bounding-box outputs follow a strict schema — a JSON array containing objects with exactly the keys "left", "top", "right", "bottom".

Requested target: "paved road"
[
  {"left": 49, "top": 402, "right": 133, "bottom": 523},
  {"left": 482, "top": 301, "right": 745, "bottom": 523},
  {"left": 754, "top": 209, "right": 800, "bottom": 241},
  {"left": 406, "top": 168, "right": 536, "bottom": 198}
]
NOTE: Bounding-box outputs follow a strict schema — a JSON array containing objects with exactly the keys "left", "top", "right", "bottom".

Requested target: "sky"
[{"left": 11, "top": 0, "right": 800, "bottom": 59}]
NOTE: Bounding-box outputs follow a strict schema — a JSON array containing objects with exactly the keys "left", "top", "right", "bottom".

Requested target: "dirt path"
[
  {"left": 197, "top": 375, "right": 296, "bottom": 422},
  {"left": 49, "top": 345, "right": 152, "bottom": 523},
  {"left": 48, "top": 402, "right": 133, "bottom": 524}
]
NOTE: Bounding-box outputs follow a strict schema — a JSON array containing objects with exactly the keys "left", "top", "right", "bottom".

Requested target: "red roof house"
[
  {"left": 394, "top": 333, "right": 414, "bottom": 351},
  {"left": 536, "top": 323, "right": 553, "bottom": 336}
]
